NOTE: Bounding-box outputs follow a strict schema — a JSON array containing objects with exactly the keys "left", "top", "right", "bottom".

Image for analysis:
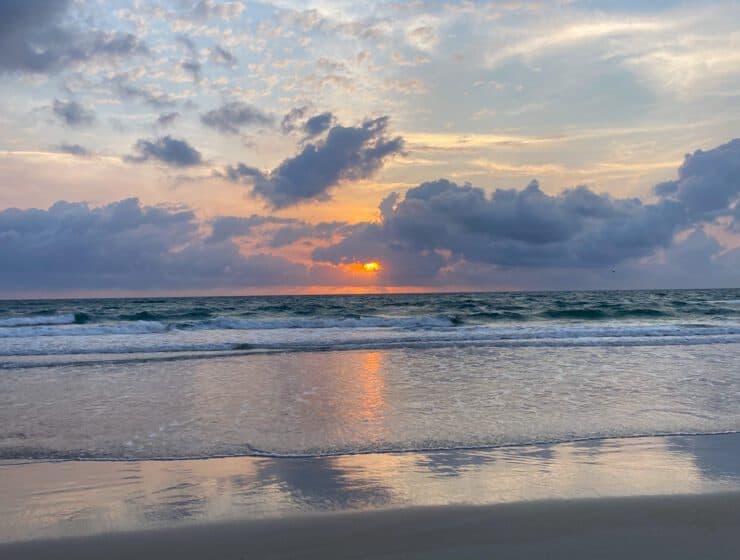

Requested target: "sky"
[{"left": 1, "top": 0, "right": 739, "bottom": 296}]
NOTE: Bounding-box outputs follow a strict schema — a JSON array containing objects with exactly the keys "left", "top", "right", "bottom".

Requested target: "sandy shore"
[
  {"left": 2, "top": 491, "right": 739, "bottom": 559},
  {"left": 2, "top": 433, "right": 740, "bottom": 544}
]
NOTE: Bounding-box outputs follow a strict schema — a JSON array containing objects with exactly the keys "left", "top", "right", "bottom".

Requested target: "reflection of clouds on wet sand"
[
  {"left": 254, "top": 456, "right": 395, "bottom": 510},
  {"left": 414, "top": 449, "right": 500, "bottom": 478},
  {"left": 2, "top": 434, "right": 740, "bottom": 542},
  {"left": 668, "top": 433, "right": 740, "bottom": 481}
]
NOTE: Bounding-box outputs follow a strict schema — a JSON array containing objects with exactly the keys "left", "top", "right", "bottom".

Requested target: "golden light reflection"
[
  {"left": 363, "top": 261, "right": 381, "bottom": 272},
  {"left": 356, "top": 351, "right": 385, "bottom": 423}
]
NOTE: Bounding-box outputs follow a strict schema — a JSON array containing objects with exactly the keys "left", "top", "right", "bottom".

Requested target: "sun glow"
[{"left": 341, "top": 261, "right": 383, "bottom": 282}]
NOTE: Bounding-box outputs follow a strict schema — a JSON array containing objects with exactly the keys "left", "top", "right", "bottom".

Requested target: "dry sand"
[{"left": 2, "top": 491, "right": 739, "bottom": 559}]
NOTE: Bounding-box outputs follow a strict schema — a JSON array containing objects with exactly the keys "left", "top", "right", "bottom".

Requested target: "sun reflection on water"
[{"left": 356, "top": 351, "right": 385, "bottom": 423}]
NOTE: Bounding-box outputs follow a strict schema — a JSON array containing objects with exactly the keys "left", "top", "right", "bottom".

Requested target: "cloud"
[
  {"left": 126, "top": 136, "right": 203, "bottom": 167},
  {"left": 182, "top": 60, "right": 202, "bottom": 82},
  {"left": 655, "top": 138, "right": 740, "bottom": 225},
  {"left": 156, "top": 112, "right": 180, "bottom": 128},
  {"left": 210, "top": 45, "right": 237, "bottom": 66},
  {"left": 383, "top": 78, "right": 426, "bottom": 93},
  {"left": 0, "top": 198, "right": 307, "bottom": 292},
  {"left": 207, "top": 215, "right": 294, "bottom": 243},
  {"left": 303, "top": 112, "right": 334, "bottom": 138},
  {"left": 281, "top": 106, "right": 308, "bottom": 133},
  {"left": 207, "top": 213, "right": 349, "bottom": 249},
  {"left": 201, "top": 102, "right": 273, "bottom": 134},
  {"left": 52, "top": 99, "right": 95, "bottom": 127},
  {"left": 55, "top": 143, "right": 91, "bottom": 156},
  {"left": 268, "top": 221, "right": 350, "bottom": 248},
  {"left": 313, "top": 138, "right": 740, "bottom": 286},
  {"left": 225, "top": 116, "right": 405, "bottom": 208},
  {"left": 183, "top": 0, "right": 245, "bottom": 21},
  {"left": 313, "top": 178, "right": 685, "bottom": 279},
  {"left": 112, "top": 77, "right": 175, "bottom": 108},
  {"left": 0, "top": 0, "right": 146, "bottom": 74},
  {"left": 176, "top": 34, "right": 198, "bottom": 55},
  {"left": 2, "top": 138, "right": 738, "bottom": 293}
]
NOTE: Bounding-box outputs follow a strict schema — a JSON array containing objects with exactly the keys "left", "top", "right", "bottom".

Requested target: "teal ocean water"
[
  {"left": 1, "top": 289, "right": 739, "bottom": 461},
  {"left": 1, "top": 289, "right": 740, "bottom": 358}
]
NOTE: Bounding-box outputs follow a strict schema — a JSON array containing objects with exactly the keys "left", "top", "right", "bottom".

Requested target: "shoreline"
[
  {"left": 2, "top": 433, "right": 739, "bottom": 544},
  {"left": 3, "top": 492, "right": 739, "bottom": 559},
  {"left": 4, "top": 428, "right": 740, "bottom": 465}
]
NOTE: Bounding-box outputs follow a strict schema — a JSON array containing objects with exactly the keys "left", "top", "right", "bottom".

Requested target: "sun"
[{"left": 363, "top": 261, "right": 381, "bottom": 272}]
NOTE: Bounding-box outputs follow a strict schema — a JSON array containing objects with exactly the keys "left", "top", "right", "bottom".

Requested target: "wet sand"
[
  {"left": 2, "top": 492, "right": 739, "bottom": 559},
  {"left": 2, "top": 433, "right": 740, "bottom": 557}
]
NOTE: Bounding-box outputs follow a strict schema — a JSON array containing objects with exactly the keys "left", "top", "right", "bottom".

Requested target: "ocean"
[{"left": 1, "top": 289, "right": 739, "bottom": 461}]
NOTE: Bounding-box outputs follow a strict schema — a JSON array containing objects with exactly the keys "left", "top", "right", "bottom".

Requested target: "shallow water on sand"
[
  {"left": 1, "top": 433, "right": 739, "bottom": 542},
  {"left": 1, "top": 344, "right": 739, "bottom": 460}
]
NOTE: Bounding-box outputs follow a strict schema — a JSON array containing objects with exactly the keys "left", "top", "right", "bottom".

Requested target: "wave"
[
  {"left": 0, "top": 314, "right": 77, "bottom": 327},
  {"left": 541, "top": 308, "right": 672, "bottom": 320},
  {"left": 118, "top": 308, "right": 213, "bottom": 321},
  {"left": 1, "top": 314, "right": 739, "bottom": 341},
  {"left": 0, "top": 316, "right": 455, "bottom": 338},
  {"left": 2, "top": 298, "right": 738, "bottom": 335},
  {"left": 0, "top": 321, "right": 167, "bottom": 338},
  {"left": 199, "top": 316, "right": 456, "bottom": 330},
  {"left": 542, "top": 308, "right": 608, "bottom": 320},
  {"left": 1, "top": 322, "right": 740, "bottom": 359},
  {"left": 466, "top": 311, "right": 527, "bottom": 321}
]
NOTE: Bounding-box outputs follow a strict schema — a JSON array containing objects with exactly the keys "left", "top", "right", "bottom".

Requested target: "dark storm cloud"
[
  {"left": 0, "top": 0, "right": 147, "bottom": 74},
  {"left": 225, "top": 116, "right": 405, "bottom": 208},
  {"left": 52, "top": 99, "right": 95, "bottom": 127},
  {"left": 0, "top": 198, "right": 307, "bottom": 291},
  {"left": 201, "top": 102, "right": 274, "bottom": 134},
  {"left": 126, "top": 136, "right": 203, "bottom": 167},
  {"left": 55, "top": 143, "right": 90, "bottom": 156},
  {"left": 303, "top": 112, "right": 334, "bottom": 138}
]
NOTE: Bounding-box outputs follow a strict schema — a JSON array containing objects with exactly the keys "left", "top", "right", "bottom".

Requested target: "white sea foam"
[
  {"left": 0, "top": 314, "right": 76, "bottom": 327},
  {"left": 0, "top": 320, "right": 740, "bottom": 359},
  {"left": 0, "top": 321, "right": 167, "bottom": 338}
]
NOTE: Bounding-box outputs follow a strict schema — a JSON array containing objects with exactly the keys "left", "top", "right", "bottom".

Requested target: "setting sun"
[{"left": 363, "top": 262, "right": 381, "bottom": 272}]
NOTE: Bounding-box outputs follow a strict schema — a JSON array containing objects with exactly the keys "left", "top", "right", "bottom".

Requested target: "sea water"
[{"left": 1, "top": 289, "right": 739, "bottom": 460}]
